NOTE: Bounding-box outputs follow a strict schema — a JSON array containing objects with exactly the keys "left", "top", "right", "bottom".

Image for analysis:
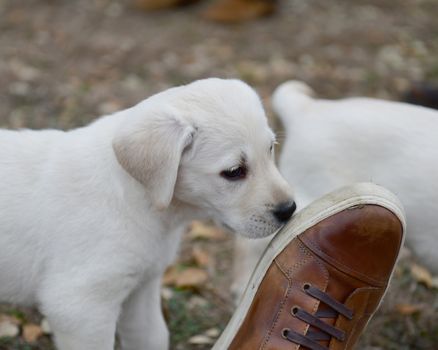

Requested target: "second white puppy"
[
  {"left": 234, "top": 80, "right": 438, "bottom": 299},
  {"left": 0, "top": 78, "right": 295, "bottom": 350}
]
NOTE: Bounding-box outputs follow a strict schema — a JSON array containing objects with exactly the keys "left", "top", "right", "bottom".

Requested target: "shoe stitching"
[
  {"left": 263, "top": 240, "right": 335, "bottom": 349},
  {"left": 263, "top": 250, "right": 312, "bottom": 350},
  {"left": 299, "top": 235, "right": 385, "bottom": 287},
  {"left": 283, "top": 241, "right": 312, "bottom": 278},
  {"left": 274, "top": 258, "right": 290, "bottom": 279},
  {"left": 278, "top": 242, "right": 330, "bottom": 323},
  {"left": 312, "top": 256, "right": 330, "bottom": 313},
  {"left": 271, "top": 247, "right": 331, "bottom": 349},
  {"left": 260, "top": 276, "right": 293, "bottom": 350}
]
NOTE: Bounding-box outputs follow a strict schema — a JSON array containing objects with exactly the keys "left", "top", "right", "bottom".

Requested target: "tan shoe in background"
[
  {"left": 135, "top": 0, "right": 201, "bottom": 11},
  {"left": 201, "top": 0, "right": 277, "bottom": 23},
  {"left": 213, "top": 183, "right": 405, "bottom": 350}
]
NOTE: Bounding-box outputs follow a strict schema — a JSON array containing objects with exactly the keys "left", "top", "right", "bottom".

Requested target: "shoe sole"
[{"left": 212, "top": 182, "right": 406, "bottom": 349}]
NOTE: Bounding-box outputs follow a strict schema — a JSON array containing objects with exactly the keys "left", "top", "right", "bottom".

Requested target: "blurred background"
[{"left": 1, "top": 0, "right": 438, "bottom": 349}]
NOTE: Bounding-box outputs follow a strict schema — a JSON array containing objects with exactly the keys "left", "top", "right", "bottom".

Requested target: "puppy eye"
[{"left": 220, "top": 166, "right": 247, "bottom": 181}]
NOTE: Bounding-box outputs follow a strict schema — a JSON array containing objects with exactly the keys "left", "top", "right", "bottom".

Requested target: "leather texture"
[{"left": 229, "top": 205, "right": 403, "bottom": 350}]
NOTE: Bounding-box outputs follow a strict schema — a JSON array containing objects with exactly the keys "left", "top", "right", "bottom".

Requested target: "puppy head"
[{"left": 113, "top": 78, "right": 295, "bottom": 238}]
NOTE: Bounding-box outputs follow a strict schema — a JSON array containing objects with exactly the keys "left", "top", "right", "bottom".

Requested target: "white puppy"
[
  {"left": 234, "top": 81, "right": 438, "bottom": 297},
  {"left": 0, "top": 78, "right": 295, "bottom": 350}
]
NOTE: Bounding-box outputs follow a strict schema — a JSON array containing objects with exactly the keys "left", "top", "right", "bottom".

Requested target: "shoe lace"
[{"left": 282, "top": 283, "right": 354, "bottom": 350}]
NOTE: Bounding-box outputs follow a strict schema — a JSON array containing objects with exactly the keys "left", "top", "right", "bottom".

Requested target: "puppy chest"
[{"left": 130, "top": 225, "right": 185, "bottom": 276}]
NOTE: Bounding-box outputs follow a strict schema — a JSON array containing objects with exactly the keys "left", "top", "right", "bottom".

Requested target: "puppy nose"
[{"left": 272, "top": 201, "right": 297, "bottom": 223}]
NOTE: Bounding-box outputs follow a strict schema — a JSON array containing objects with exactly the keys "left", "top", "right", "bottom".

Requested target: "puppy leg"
[
  {"left": 39, "top": 276, "right": 134, "bottom": 350},
  {"left": 42, "top": 299, "right": 119, "bottom": 350},
  {"left": 117, "top": 277, "right": 169, "bottom": 350},
  {"left": 231, "top": 235, "right": 272, "bottom": 302},
  {"left": 53, "top": 326, "right": 117, "bottom": 350}
]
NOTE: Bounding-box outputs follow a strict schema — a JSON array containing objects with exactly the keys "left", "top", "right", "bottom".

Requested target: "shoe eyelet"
[
  {"left": 291, "top": 306, "right": 300, "bottom": 316},
  {"left": 303, "top": 282, "right": 311, "bottom": 291},
  {"left": 281, "top": 328, "right": 290, "bottom": 339}
]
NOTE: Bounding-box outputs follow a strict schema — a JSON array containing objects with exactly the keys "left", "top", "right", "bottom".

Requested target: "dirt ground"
[{"left": 1, "top": 0, "right": 438, "bottom": 349}]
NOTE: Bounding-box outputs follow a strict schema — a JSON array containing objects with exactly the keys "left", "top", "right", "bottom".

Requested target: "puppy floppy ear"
[{"left": 112, "top": 114, "right": 195, "bottom": 210}]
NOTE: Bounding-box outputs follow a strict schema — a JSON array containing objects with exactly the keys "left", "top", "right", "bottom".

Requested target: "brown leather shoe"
[
  {"left": 201, "top": 0, "right": 277, "bottom": 23},
  {"left": 213, "top": 183, "right": 405, "bottom": 350}
]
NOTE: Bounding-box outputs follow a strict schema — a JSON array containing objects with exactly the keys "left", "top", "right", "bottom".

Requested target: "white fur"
[
  {"left": 233, "top": 80, "right": 438, "bottom": 297},
  {"left": 0, "top": 78, "right": 293, "bottom": 350}
]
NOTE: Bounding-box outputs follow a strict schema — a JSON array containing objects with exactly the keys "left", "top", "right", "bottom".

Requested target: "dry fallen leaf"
[
  {"left": 163, "top": 266, "right": 209, "bottom": 288},
  {"left": 187, "top": 296, "right": 208, "bottom": 310},
  {"left": 161, "top": 287, "right": 174, "bottom": 301},
  {"left": 174, "top": 267, "right": 209, "bottom": 288},
  {"left": 192, "top": 246, "right": 211, "bottom": 267},
  {"left": 188, "top": 334, "right": 214, "bottom": 345},
  {"left": 410, "top": 263, "right": 433, "bottom": 288},
  {"left": 395, "top": 303, "right": 423, "bottom": 315},
  {"left": 0, "top": 314, "right": 22, "bottom": 326},
  {"left": 23, "top": 324, "right": 43, "bottom": 343},
  {"left": 162, "top": 266, "right": 179, "bottom": 286},
  {"left": 187, "top": 221, "right": 227, "bottom": 241},
  {"left": 40, "top": 318, "right": 52, "bottom": 334},
  {"left": 98, "top": 100, "right": 123, "bottom": 115},
  {"left": 205, "top": 327, "right": 220, "bottom": 338},
  {"left": 0, "top": 317, "right": 19, "bottom": 338}
]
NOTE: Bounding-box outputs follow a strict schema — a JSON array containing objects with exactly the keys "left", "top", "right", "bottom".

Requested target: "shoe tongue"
[
  {"left": 306, "top": 269, "right": 358, "bottom": 348},
  {"left": 310, "top": 303, "right": 336, "bottom": 347}
]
